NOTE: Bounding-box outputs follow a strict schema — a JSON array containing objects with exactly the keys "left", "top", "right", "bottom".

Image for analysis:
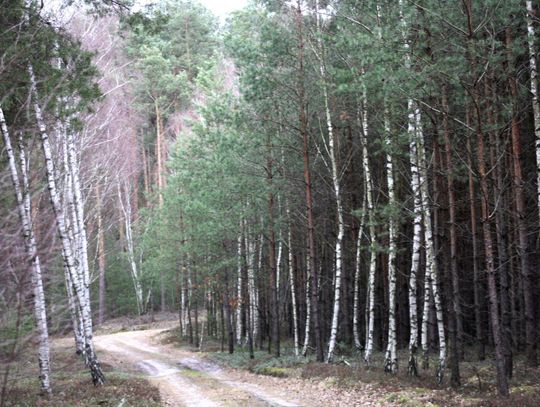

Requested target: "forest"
[{"left": 2, "top": 0, "right": 540, "bottom": 405}]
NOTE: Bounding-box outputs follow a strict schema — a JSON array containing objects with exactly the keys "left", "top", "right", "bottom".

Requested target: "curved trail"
[{"left": 95, "top": 327, "right": 301, "bottom": 407}]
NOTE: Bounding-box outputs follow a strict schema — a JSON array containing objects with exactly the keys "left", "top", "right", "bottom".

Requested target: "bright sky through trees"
[
  {"left": 134, "top": 0, "right": 248, "bottom": 18},
  {"left": 199, "top": 0, "right": 247, "bottom": 18}
]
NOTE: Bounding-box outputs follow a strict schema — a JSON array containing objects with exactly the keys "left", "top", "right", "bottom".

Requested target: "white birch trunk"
[
  {"left": 67, "top": 130, "right": 91, "bottom": 308},
  {"left": 64, "top": 253, "right": 84, "bottom": 354},
  {"left": 375, "top": 5, "right": 398, "bottom": 373},
  {"left": 96, "top": 183, "right": 106, "bottom": 326},
  {"left": 285, "top": 203, "right": 300, "bottom": 357},
  {"left": 416, "top": 111, "right": 446, "bottom": 383},
  {"left": 359, "top": 84, "right": 377, "bottom": 365},
  {"left": 29, "top": 64, "right": 104, "bottom": 385},
  {"left": 353, "top": 188, "right": 367, "bottom": 350},
  {"left": 63, "top": 130, "right": 91, "bottom": 338},
  {"left": 302, "top": 248, "right": 312, "bottom": 357},
  {"left": 421, "top": 261, "right": 432, "bottom": 365},
  {"left": 1, "top": 108, "right": 52, "bottom": 394},
  {"left": 276, "top": 229, "right": 283, "bottom": 305},
  {"left": 60, "top": 108, "right": 84, "bottom": 355},
  {"left": 276, "top": 195, "right": 283, "bottom": 303},
  {"left": 236, "top": 233, "right": 243, "bottom": 345},
  {"left": 399, "top": 0, "right": 441, "bottom": 378},
  {"left": 526, "top": 1, "right": 540, "bottom": 226},
  {"left": 384, "top": 105, "right": 398, "bottom": 374},
  {"left": 245, "top": 228, "right": 257, "bottom": 346},
  {"left": 254, "top": 231, "right": 263, "bottom": 342},
  {"left": 117, "top": 180, "right": 143, "bottom": 315},
  {"left": 314, "top": 0, "right": 345, "bottom": 363},
  {"left": 179, "top": 266, "right": 185, "bottom": 336},
  {"left": 407, "top": 101, "right": 422, "bottom": 376}
]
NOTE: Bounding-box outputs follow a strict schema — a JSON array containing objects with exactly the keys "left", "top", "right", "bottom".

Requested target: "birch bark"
[
  {"left": 61, "top": 128, "right": 84, "bottom": 354},
  {"left": 96, "top": 183, "right": 106, "bottom": 325},
  {"left": 286, "top": 203, "right": 300, "bottom": 356},
  {"left": 117, "top": 180, "right": 143, "bottom": 315},
  {"left": 360, "top": 84, "right": 377, "bottom": 366},
  {"left": 314, "top": 0, "right": 345, "bottom": 363},
  {"left": 383, "top": 105, "right": 398, "bottom": 374},
  {"left": 302, "top": 248, "right": 312, "bottom": 357},
  {"left": 244, "top": 222, "right": 258, "bottom": 349},
  {"left": 526, "top": 0, "right": 540, "bottom": 232},
  {"left": 416, "top": 111, "right": 447, "bottom": 384},
  {"left": 374, "top": 2, "right": 399, "bottom": 374},
  {"left": 29, "top": 64, "right": 104, "bottom": 385},
  {"left": 236, "top": 233, "right": 243, "bottom": 345},
  {"left": 0, "top": 108, "right": 51, "bottom": 394},
  {"left": 407, "top": 100, "right": 422, "bottom": 377},
  {"left": 66, "top": 129, "right": 92, "bottom": 329},
  {"left": 353, "top": 189, "right": 367, "bottom": 350}
]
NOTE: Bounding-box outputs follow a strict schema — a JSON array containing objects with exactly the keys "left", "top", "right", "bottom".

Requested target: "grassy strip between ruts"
[{"left": 1, "top": 341, "right": 162, "bottom": 407}]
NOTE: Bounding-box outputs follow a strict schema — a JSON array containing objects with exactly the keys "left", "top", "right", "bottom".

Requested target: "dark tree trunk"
[
  {"left": 296, "top": 0, "right": 323, "bottom": 362},
  {"left": 506, "top": 28, "right": 537, "bottom": 367}
]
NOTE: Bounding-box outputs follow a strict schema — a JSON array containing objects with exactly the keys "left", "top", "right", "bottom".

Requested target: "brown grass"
[{"left": 1, "top": 340, "right": 161, "bottom": 407}]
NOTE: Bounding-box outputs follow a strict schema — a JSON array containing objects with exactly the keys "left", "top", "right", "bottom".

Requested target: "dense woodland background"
[{"left": 2, "top": 0, "right": 540, "bottom": 401}]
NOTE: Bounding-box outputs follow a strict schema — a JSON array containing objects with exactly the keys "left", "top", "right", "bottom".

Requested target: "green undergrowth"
[
  {"left": 211, "top": 349, "right": 312, "bottom": 377},
  {"left": 2, "top": 343, "right": 162, "bottom": 407}
]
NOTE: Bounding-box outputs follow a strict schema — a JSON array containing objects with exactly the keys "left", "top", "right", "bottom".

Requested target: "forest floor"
[
  {"left": 1, "top": 332, "right": 161, "bottom": 407},
  {"left": 93, "top": 321, "right": 389, "bottom": 406},
  {"left": 92, "top": 313, "right": 540, "bottom": 406},
  {"left": 147, "top": 314, "right": 540, "bottom": 407},
  {"left": 3, "top": 313, "right": 540, "bottom": 406}
]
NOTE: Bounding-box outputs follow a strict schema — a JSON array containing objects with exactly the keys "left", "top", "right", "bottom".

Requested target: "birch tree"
[
  {"left": 526, "top": 0, "right": 540, "bottom": 230},
  {"left": 313, "top": 0, "right": 346, "bottom": 363},
  {"left": 29, "top": 64, "right": 105, "bottom": 385},
  {"left": 236, "top": 233, "right": 244, "bottom": 345},
  {"left": 360, "top": 81, "right": 377, "bottom": 366},
  {"left": 416, "top": 111, "right": 446, "bottom": 384},
  {"left": 1, "top": 108, "right": 51, "bottom": 394},
  {"left": 117, "top": 179, "right": 144, "bottom": 315}
]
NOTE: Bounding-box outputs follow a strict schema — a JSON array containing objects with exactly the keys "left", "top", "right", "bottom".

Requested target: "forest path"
[
  {"left": 94, "top": 324, "right": 391, "bottom": 406},
  {"left": 95, "top": 326, "right": 302, "bottom": 407}
]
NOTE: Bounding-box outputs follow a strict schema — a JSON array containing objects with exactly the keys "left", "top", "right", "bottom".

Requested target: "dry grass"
[
  {"left": 1, "top": 340, "right": 162, "bottom": 407},
  {"left": 94, "top": 312, "right": 178, "bottom": 336}
]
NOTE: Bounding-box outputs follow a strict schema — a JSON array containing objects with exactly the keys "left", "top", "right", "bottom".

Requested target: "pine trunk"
[
  {"left": 506, "top": 28, "right": 536, "bottom": 367},
  {"left": 296, "top": 0, "right": 323, "bottom": 362},
  {"left": 442, "top": 87, "right": 462, "bottom": 386}
]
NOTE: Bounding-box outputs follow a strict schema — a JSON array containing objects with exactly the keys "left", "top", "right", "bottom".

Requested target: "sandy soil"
[{"left": 94, "top": 325, "right": 393, "bottom": 406}]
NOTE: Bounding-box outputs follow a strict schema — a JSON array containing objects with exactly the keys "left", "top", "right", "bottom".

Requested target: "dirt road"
[{"left": 94, "top": 327, "right": 390, "bottom": 406}]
